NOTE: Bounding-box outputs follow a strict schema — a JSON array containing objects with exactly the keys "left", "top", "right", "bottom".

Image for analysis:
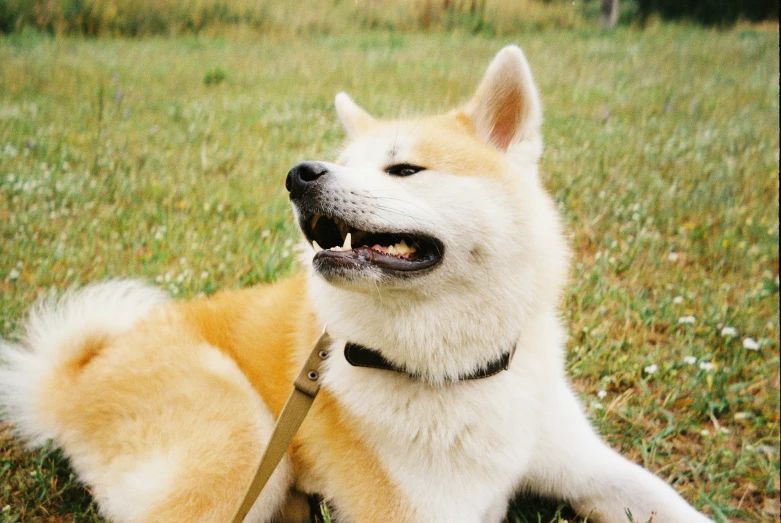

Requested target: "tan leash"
[{"left": 229, "top": 331, "right": 332, "bottom": 523}]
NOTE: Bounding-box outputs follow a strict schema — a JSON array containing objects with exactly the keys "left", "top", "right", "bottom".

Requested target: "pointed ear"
[
  {"left": 335, "top": 92, "right": 376, "bottom": 138},
  {"left": 463, "top": 46, "right": 542, "bottom": 151}
]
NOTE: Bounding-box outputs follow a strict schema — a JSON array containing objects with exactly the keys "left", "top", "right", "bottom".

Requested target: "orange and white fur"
[{"left": 1, "top": 47, "right": 713, "bottom": 523}]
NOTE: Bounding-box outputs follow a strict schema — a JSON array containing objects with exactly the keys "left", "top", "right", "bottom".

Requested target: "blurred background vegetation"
[{"left": 0, "top": 0, "right": 777, "bottom": 37}]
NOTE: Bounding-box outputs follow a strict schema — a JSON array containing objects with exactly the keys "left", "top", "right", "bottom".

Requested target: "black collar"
[{"left": 344, "top": 340, "right": 517, "bottom": 382}]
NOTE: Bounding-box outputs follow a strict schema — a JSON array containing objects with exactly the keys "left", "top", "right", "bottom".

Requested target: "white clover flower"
[
  {"left": 668, "top": 252, "right": 680, "bottom": 262},
  {"left": 7, "top": 268, "right": 20, "bottom": 281},
  {"left": 683, "top": 356, "right": 697, "bottom": 365},
  {"left": 644, "top": 364, "right": 658, "bottom": 375},
  {"left": 591, "top": 401, "right": 604, "bottom": 411},
  {"left": 742, "top": 337, "right": 760, "bottom": 351},
  {"left": 261, "top": 229, "right": 271, "bottom": 239},
  {"left": 721, "top": 326, "right": 737, "bottom": 337},
  {"left": 678, "top": 315, "right": 696, "bottom": 324},
  {"left": 699, "top": 361, "right": 714, "bottom": 371},
  {"left": 200, "top": 271, "right": 209, "bottom": 279},
  {"left": 673, "top": 295, "right": 684, "bottom": 304},
  {"left": 597, "top": 390, "right": 607, "bottom": 399}
]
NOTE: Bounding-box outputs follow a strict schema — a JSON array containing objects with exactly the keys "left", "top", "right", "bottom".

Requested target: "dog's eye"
[{"left": 385, "top": 164, "right": 425, "bottom": 177}]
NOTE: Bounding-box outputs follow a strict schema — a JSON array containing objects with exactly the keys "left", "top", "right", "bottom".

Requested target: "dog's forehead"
[
  {"left": 338, "top": 115, "right": 507, "bottom": 180},
  {"left": 338, "top": 123, "right": 411, "bottom": 167}
]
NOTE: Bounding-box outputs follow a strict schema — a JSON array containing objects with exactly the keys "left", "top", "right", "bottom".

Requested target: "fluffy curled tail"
[{"left": 0, "top": 280, "right": 168, "bottom": 447}]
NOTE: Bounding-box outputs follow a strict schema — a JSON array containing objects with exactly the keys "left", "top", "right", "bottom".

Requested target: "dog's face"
[{"left": 289, "top": 46, "right": 569, "bottom": 381}]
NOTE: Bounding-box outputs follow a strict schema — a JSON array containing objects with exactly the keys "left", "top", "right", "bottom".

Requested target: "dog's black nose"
[{"left": 286, "top": 161, "right": 328, "bottom": 199}]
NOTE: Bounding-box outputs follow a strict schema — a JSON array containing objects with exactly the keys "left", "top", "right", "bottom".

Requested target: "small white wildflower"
[
  {"left": 591, "top": 401, "right": 604, "bottom": 411},
  {"left": 644, "top": 364, "right": 658, "bottom": 375},
  {"left": 683, "top": 355, "right": 697, "bottom": 365},
  {"left": 699, "top": 361, "right": 714, "bottom": 371},
  {"left": 597, "top": 389, "right": 607, "bottom": 399},
  {"left": 734, "top": 412, "right": 751, "bottom": 421},
  {"left": 7, "top": 268, "right": 20, "bottom": 281},
  {"left": 668, "top": 252, "right": 680, "bottom": 262},
  {"left": 742, "top": 337, "right": 760, "bottom": 351},
  {"left": 700, "top": 429, "right": 710, "bottom": 437},
  {"left": 678, "top": 315, "right": 696, "bottom": 324},
  {"left": 720, "top": 326, "right": 737, "bottom": 337},
  {"left": 155, "top": 275, "right": 163, "bottom": 283},
  {"left": 1, "top": 505, "right": 9, "bottom": 512},
  {"left": 673, "top": 295, "right": 684, "bottom": 304},
  {"left": 200, "top": 271, "right": 209, "bottom": 279},
  {"left": 261, "top": 229, "right": 271, "bottom": 239},
  {"left": 719, "top": 427, "right": 731, "bottom": 435}
]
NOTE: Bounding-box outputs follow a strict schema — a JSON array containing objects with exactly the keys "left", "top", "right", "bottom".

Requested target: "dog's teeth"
[
  {"left": 311, "top": 214, "right": 321, "bottom": 230},
  {"left": 329, "top": 246, "right": 342, "bottom": 251},
  {"left": 312, "top": 241, "right": 323, "bottom": 253},
  {"left": 386, "top": 245, "right": 397, "bottom": 255},
  {"left": 396, "top": 239, "right": 416, "bottom": 254},
  {"left": 343, "top": 232, "right": 352, "bottom": 250}
]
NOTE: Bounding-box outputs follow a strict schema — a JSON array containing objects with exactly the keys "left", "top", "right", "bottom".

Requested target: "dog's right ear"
[
  {"left": 463, "top": 46, "right": 542, "bottom": 152},
  {"left": 335, "top": 92, "right": 376, "bottom": 138}
]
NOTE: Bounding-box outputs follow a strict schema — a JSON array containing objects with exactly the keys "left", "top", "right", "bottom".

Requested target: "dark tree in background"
[
  {"left": 600, "top": 0, "right": 620, "bottom": 28},
  {"left": 636, "top": 0, "right": 778, "bottom": 25}
]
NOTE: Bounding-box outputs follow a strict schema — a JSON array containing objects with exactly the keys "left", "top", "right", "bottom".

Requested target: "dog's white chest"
[{"left": 325, "top": 359, "right": 540, "bottom": 523}]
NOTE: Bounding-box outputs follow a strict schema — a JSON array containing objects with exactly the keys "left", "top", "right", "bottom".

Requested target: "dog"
[{"left": 0, "top": 46, "right": 714, "bottom": 523}]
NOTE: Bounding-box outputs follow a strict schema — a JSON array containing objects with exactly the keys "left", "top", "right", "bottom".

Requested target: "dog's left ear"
[
  {"left": 335, "top": 92, "right": 376, "bottom": 138},
  {"left": 463, "top": 46, "right": 542, "bottom": 151}
]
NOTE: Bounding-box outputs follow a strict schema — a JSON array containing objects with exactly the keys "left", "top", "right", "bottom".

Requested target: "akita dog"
[{"left": 1, "top": 47, "right": 713, "bottom": 523}]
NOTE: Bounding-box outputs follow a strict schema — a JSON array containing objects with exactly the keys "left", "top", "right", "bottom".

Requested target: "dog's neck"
[{"left": 308, "top": 276, "right": 539, "bottom": 385}]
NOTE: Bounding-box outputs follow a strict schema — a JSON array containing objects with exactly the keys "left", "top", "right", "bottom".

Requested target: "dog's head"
[{"left": 289, "top": 46, "right": 569, "bottom": 383}]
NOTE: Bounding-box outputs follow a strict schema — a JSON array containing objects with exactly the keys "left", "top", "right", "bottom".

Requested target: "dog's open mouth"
[{"left": 302, "top": 213, "right": 443, "bottom": 273}]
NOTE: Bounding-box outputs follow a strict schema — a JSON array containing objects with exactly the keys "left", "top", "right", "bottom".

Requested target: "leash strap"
[{"left": 229, "top": 331, "right": 331, "bottom": 523}]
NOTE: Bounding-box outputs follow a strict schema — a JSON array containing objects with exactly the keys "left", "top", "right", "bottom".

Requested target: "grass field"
[{"left": 0, "top": 22, "right": 779, "bottom": 523}]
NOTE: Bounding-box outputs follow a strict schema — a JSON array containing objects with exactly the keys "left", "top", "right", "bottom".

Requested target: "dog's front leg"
[{"left": 521, "top": 384, "right": 714, "bottom": 523}]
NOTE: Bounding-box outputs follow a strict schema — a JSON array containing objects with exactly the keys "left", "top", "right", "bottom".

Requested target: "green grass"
[{"left": 0, "top": 23, "right": 779, "bottom": 522}]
